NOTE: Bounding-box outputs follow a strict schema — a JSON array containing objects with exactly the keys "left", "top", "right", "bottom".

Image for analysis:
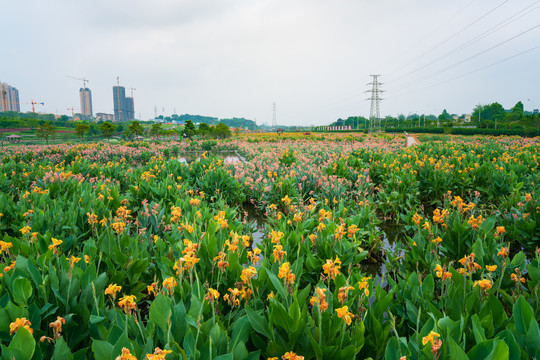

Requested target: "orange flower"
[
  {"left": 473, "top": 279, "right": 492, "bottom": 290},
  {"left": 48, "top": 238, "right": 63, "bottom": 254},
  {"left": 205, "top": 288, "right": 220, "bottom": 302},
  {"left": 241, "top": 266, "right": 257, "bottom": 285},
  {"left": 281, "top": 195, "right": 292, "bottom": 206},
  {"left": 282, "top": 352, "right": 304, "bottom": 360},
  {"left": 322, "top": 257, "right": 341, "bottom": 280},
  {"left": 87, "top": 212, "right": 98, "bottom": 225},
  {"left": 0, "top": 240, "right": 13, "bottom": 254},
  {"left": 162, "top": 277, "right": 177, "bottom": 293},
  {"left": 494, "top": 226, "right": 506, "bottom": 237},
  {"left": 278, "top": 262, "right": 295, "bottom": 286},
  {"left": 10, "top": 317, "right": 33, "bottom": 335},
  {"left": 69, "top": 255, "right": 81, "bottom": 268},
  {"left": 270, "top": 230, "right": 284, "bottom": 244},
  {"left": 336, "top": 305, "right": 354, "bottom": 325},
  {"left": 105, "top": 283, "right": 122, "bottom": 299},
  {"left": 20, "top": 226, "right": 32, "bottom": 235},
  {"left": 84, "top": 255, "right": 90, "bottom": 263},
  {"left": 486, "top": 265, "right": 497, "bottom": 272},
  {"left": 498, "top": 247, "right": 509, "bottom": 258},
  {"left": 412, "top": 213, "right": 423, "bottom": 226},
  {"left": 213, "top": 251, "right": 229, "bottom": 271},
  {"left": 432, "top": 237, "right": 442, "bottom": 245},
  {"left": 273, "top": 244, "right": 287, "bottom": 264},
  {"left": 146, "top": 347, "right": 173, "bottom": 360},
  {"left": 422, "top": 330, "right": 440, "bottom": 346},
  {"left": 115, "top": 347, "right": 137, "bottom": 360},
  {"left": 357, "top": 277, "right": 371, "bottom": 296},
  {"left": 338, "top": 286, "right": 355, "bottom": 303},
  {"left": 118, "top": 295, "right": 137, "bottom": 313},
  {"left": 310, "top": 287, "right": 328, "bottom": 311},
  {"left": 49, "top": 316, "right": 65, "bottom": 339}
]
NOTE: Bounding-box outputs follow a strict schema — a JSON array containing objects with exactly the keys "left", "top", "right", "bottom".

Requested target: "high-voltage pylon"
[
  {"left": 365, "top": 75, "right": 384, "bottom": 132},
  {"left": 272, "top": 102, "right": 277, "bottom": 128}
]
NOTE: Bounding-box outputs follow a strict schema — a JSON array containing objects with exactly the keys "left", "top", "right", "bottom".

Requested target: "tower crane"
[
  {"left": 67, "top": 75, "right": 89, "bottom": 89},
  {"left": 1, "top": 98, "right": 44, "bottom": 113},
  {"left": 67, "top": 75, "right": 90, "bottom": 117},
  {"left": 30, "top": 100, "right": 44, "bottom": 113}
]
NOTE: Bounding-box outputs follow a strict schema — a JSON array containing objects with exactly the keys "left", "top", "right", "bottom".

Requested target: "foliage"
[{"left": 0, "top": 135, "right": 538, "bottom": 359}]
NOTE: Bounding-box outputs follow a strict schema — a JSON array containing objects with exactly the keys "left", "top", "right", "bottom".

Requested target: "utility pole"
[
  {"left": 272, "top": 102, "right": 277, "bottom": 128},
  {"left": 365, "top": 75, "right": 384, "bottom": 133}
]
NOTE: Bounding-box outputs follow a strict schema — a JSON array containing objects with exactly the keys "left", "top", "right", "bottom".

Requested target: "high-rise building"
[
  {"left": 0, "top": 82, "right": 20, "bottom": 112},
  {"left": 79, "top": 88, "right": 93, "bottom": 120},
  {"left": 125, "top": 96, "right": 135, "bottom": 121},
  {"left": 113, "top": 85, "right": 127, "bottom": 122}
]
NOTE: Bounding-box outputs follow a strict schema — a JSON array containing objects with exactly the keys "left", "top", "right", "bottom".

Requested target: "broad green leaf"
[
  {"left": 9, "top": 327, "right": 36, "bottom": 359},
  {"left": 53, "top": 337, "right": 73, "bottom": 360},
  {"left": 12, "top": 277, "right": 32, "bottom": 307}
]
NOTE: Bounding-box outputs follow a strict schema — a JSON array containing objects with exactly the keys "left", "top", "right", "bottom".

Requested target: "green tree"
[
  {"left": 129, "top": 121, "right": 145, "bottom": 139},
  {"left": 183, "top": 120, "right": 196, "bottom": 139},
  {"left": 100, "top": 122, "right": 117, "bottom": 142},
  {"left": 75, "top": 122, "right": 90, "bottom": 142},
  {"left": 198, "top": 122, "right": 211, "bottom": 136},
  {"left": 36, "top": 123, "right": 56, "bottom": 145},
  {"left": 150, "top": 123, "right": 163, "bottom": 137},
  {"left": 512, "top": 101, "right": 524, "bottom": 119},
  {"left": 214, "top": 123, "right": 231, "bottom": 138}
]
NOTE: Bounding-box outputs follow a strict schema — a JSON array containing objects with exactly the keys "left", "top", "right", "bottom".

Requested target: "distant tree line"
[{"left": 330, "top": 100, "right": 539, "bottom": 131}]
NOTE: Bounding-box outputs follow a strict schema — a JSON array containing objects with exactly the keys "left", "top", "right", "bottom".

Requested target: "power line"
[
  {"left": 385, "top": 0, "right": 479, "bottom": 75},
  {"left": 387, "top": 23, "right": 540, "bottom": 94},
  {"left": 387, "top": 43, "right": 540, "bottom": 99},
  {"left": 387, "top": 0, "right": 540, "bottom": 86},
  {"left": 386, "top": 0, "right": 511, "bottom": 82}
]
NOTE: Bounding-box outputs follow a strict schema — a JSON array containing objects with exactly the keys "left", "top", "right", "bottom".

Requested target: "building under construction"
[
  {"left": 113, "top": 81, "right": 134, "bottom": 122},
  {"left": 79, "top": 88, "right": 93, "bottom": 120},
  {"left": 0, "top": 82, "right": 20, "bottom": 112}
]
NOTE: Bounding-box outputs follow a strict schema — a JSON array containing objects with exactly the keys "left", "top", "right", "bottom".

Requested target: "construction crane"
[
  {"left": 30, "top": 100, "right": 44, "bottom": 113},
  {"left": 67, "top": 106, "right": 76, "bottom": 119},
  {"left": 67, "top": 75, "right": 90, "bottom": 117},
  {"left": 129, "top": 87, "right": 136, "bottom": 98},
  {"left": 67, "top": 75, "right": 89, "bottom": 89}
]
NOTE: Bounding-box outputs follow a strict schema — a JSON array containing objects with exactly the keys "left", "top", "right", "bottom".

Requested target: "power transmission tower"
[
  {"left": 272, "top": 102, "right": 277, "bottom": 128},
  {"left": 365, "top": 75, "right": 384, "bottom": 132}
]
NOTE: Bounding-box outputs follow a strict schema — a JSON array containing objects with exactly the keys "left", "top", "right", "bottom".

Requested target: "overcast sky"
[{"left": 1, "top": 0, "right": 539, "bottom": 125}]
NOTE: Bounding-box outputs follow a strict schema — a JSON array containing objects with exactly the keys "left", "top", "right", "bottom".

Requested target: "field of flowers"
[{"left": 0, "top": 134, "right": 538, "bottom": 360}]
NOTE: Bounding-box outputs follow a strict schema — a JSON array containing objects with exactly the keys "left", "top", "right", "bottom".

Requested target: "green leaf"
[
  {"left": 245, "top": 306, "right": 273, "bottom": 340},
  {"left": 91, "top": 339, "right": 114, "bottom": 360},
  {"left": 488, "top": 340, "right": 509, "bottom": 360},
  {"left": 448, "top": 337, "right": 468, "bottom": 360},
  {"left": 12, "top": 277, "right": 33, "bottom": 307},
  {"left": 53, "top": 337, "right": 73, "bottom": 360},
  {"left": 265, "top": 267, "right": 287, "bottom": 300},
  {"left": 471, "top": 314, "right": 486, "bottom": 344},
  {"left": 512, "top": 296, "right": 533, "bottom": 335},
  {"left": 9, "top": 327, "right": 36, "bottom": 359},
  {"left": 149, "top": 294, "right": 172, "bottom": 333}
]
